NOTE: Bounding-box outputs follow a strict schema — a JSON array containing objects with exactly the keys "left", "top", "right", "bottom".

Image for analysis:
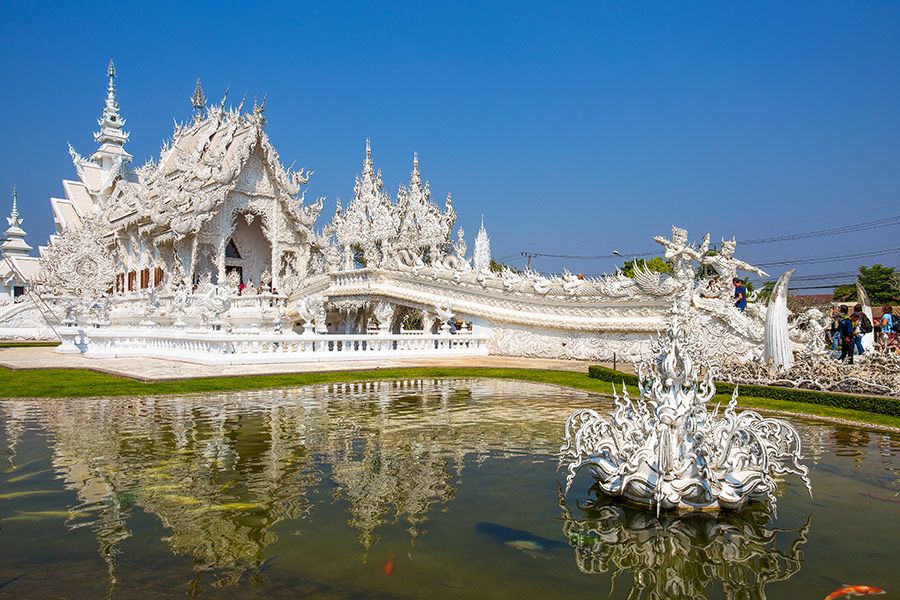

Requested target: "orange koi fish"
[
  {"left": 824, "top": 585, "right": 885, "bottom": 600},
  {"left": 383, "top": 554, "right": 395, "bottom": 576}
]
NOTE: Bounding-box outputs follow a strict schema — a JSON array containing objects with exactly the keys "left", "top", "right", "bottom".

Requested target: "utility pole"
[{"left": 521, "top": 251, "right": 537, "bottom": 271}]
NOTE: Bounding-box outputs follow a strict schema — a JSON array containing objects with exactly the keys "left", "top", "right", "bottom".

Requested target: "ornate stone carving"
[
  {"left": 372, "top": 301, "right": 394, "bottom": 333},
  {"left": 36, "top": 216, "right": 115, "bottom": 298},
  {"left": 328, "top": 141, "right": 398, "bottom": 269},
  {"left": 395, "top": 153, "right": 455, "bottom": 261},
  {"left": 560, "top": 308, "right": 812, "bottom": 513}
]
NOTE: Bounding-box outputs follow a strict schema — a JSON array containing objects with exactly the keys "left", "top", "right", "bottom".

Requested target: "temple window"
[{"left": 226, "top": 239, "right": 241, "bottom": 259}]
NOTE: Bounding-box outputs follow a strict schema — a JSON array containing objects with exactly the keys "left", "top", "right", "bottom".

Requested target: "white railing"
[
  {"left": 331, "top": 270, "right": 375, "bottom": 288},
  {"left": 72, "top": 327, "right": 489, "bottom": 365}
]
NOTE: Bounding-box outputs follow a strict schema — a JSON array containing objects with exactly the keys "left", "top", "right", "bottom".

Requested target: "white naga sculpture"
[{"left": 560, "top": 309, "right": 812, "bottom": 514}]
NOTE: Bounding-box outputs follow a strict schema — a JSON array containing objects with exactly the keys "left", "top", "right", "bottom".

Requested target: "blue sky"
[{"left": 2, "top": 1, "right": 899, "bottom": 288}]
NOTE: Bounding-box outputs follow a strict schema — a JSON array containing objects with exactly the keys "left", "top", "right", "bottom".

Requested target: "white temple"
[{"left": 0, "top": 62, "right": 810, "bottom": 365}]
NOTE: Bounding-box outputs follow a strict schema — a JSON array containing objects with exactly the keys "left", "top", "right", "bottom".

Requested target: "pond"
[{"left": 0, "top": 380, "right": 897, "bottom": 599}]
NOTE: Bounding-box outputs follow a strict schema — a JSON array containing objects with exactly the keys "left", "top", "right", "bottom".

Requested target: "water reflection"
[
  {"left": 0, "top": 380, "right": 896, "bottom": 598},
  {"left": 559, "top": 487, "right": 811, "bottom": 600},
  {"left": 0, "top": 380, "right": 587, "bottom": 588}
]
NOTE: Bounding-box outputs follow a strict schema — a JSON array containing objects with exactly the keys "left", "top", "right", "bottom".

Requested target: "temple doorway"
[{"left": 227, "top": 211, "right": 272, "bottom": 288}]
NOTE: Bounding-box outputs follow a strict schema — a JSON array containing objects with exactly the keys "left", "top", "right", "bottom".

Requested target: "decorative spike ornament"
[{"left": 191, "top": 78, "right": 205, "bottom": 121}]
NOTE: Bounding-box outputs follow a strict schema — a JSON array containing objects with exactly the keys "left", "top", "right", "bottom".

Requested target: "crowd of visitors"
[{"left": 829, "top": 303, "right": 900, "bottom": 364}]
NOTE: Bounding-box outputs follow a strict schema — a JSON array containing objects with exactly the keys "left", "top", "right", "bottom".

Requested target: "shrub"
[{"left": 587, "top": 365, "right": 900, "bottom": 417}]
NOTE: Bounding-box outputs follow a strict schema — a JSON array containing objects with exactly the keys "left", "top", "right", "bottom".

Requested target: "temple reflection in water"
[
  {"left": 1, "top": 380, "right": 893, "bottom": 599},
  {"left": 0, "top": 380, "right": 576, "bottom": 586},
  {"left": 559, "top": 489, "right": 811, "bottom": 600}
]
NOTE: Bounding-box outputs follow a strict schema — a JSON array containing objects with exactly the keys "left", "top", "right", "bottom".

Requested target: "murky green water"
[{"left": 0, "top": 380, "right": 897, "bottom": 599}]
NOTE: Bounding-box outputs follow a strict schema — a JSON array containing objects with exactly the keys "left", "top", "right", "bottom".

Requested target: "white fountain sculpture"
[{"left": 560, "top": 310, "right": 812, "bottom": 514}]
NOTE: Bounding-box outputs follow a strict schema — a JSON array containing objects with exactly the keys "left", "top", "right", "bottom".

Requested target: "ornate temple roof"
[
  {"left": 55, "top": 68, "right": 322, "bottom": 244},
  {"left": 329, "top": 142, "right": 456, "bottom": 264},
  {"left": 395, "top": 152, "right": 456, "bottom": 254},
  {"left": 331, "top": 140, "right": 397, "bottom": 248}
]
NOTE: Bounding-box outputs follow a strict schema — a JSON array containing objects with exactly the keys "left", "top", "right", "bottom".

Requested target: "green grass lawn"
[
  {"left": 0, "top": 365, "right": 897, "bottom": 429},
  {"left": 0, "top": 341, "right": 61, "bottom": 348}
]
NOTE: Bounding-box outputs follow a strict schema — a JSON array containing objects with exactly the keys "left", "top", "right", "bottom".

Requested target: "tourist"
[
  {"left": 830, "top": 305, "right": 845, "bottom": 353},
  {"left": 733, "top": 278, "right": 747, "bottom": 312},
  {"left": 883, "top": 306, "right": 898, "bottom": 350},
  {"left": 839, "top": 311, "right": 859, "bottom": 364},
  {"left": 853, "top": 304, "right": 868, "bottom": 355},
  {"left": 873, "top": 311, "right": 883, "bottom": 347}
]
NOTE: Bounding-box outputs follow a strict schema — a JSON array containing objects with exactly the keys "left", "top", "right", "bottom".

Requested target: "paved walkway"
[{"left": 0, "top": 346, "right": 611, "bottom": 381}]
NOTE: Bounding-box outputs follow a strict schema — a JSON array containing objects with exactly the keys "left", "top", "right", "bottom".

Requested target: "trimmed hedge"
[{"left": 588, "top": 365, "right": 900, "bottom": 417}]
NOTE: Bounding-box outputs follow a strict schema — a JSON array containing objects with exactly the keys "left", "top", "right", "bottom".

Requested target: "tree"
[
  {"left": 832, "top": 284, "right": 856, "bottom": 302},
  {"left": 858, "top": 264, "right": 900, "bottom": 304},
  {"left": 832, "top": 264, "right": 900, "bottom": 305},
  {"left": 490, "top": 259, "right": 519, "bottom": 273},
  {"left": 755, "top": 280, "right": 776, "bottom": 303},
  {"left": 620, "top": 257, "right": 673, "bottom": 279}
]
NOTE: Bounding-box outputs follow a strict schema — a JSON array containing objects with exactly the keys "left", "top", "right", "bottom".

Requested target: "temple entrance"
[{"left": 226, "top": 211, "right": 272, "bottom": 289}]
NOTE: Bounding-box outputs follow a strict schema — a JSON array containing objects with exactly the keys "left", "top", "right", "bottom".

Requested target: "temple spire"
[
  {"left": 91, "top": 59, "right": 132, "bottom": 165},
  {"left": 473, "top": 214, "right": 492, "bottom": 272},
  {"left": 191, "top": 78, "right": 205, "bottom": 121},
  {"left": 411, "top": 152, "right": 421, "bottom": 185},
  {"left": 1, "top": 187, "right": 33, "bottom": 257},
  {"left": 363, "top": 139, "right": 375, "bottom": 177},
  {"left": 9, "top": 186, "right": 19, "bottom": 223}
]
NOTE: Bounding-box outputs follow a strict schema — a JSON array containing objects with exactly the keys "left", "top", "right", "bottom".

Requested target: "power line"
[
  {"left": 788, "top": 284, "right": 856, "bottom": 291},
  {"left": 739, "top": 215, "right": 900, "bottom": 245},
  {"left": 508, "top": 213, "right": 900, "bottom": 266},
  {"left": 759, "top": 246, "right": 900, "bottom": 267},
  {"left": 726, "top": 199, "right": 900, "bottom": 236},
  {"left": 525, "top": 250, "right": 657, "bottom": 260},
  {"left": 760, "top": 269, "right": 894, "bottom": 283}
]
